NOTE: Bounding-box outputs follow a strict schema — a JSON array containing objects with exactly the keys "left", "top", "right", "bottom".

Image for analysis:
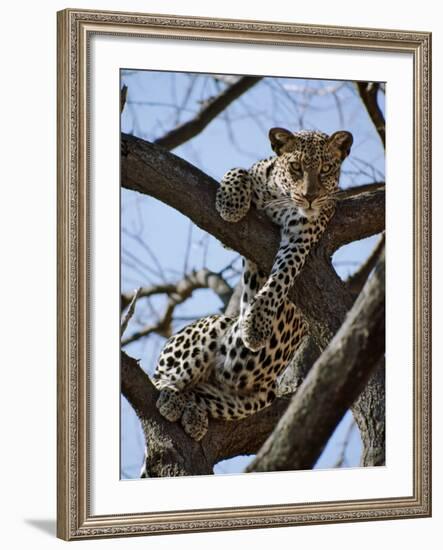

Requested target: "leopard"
[{"left": 151, "top": 127, "right": 353, "bottom": 441}]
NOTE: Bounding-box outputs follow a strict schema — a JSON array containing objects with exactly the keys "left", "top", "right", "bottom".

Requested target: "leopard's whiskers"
[{"left": 264, "top": 197, "right": 297, "bottom": 208}]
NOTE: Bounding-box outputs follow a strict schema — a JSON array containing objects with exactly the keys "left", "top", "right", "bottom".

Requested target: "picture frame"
[{"left": 57, "top": 8, "right": 431, "bottom": 540}]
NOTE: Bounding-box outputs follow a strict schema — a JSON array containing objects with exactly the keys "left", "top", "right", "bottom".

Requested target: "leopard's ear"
[
  {"left": 328, "top": 131, "right": 353, "bottom": 161},
  {"left": 269, "top": 127, "right": 295, "bottom": 155}
]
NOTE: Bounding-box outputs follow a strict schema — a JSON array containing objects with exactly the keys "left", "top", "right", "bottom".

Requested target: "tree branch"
[
  {"left": 336, "top": 181, "right": 385, "bottom": 199},
  {"left": 121, "top": 268, "right": 232, "bottom": 311},
  {"left": 121, "top": 268, "right": 233, "bottom": 345},
  {"left": 121, "top": 283, "right": 175, "bottom": 311},
  {"left": 154, "top": 76, "right": 262, "bottom": 150},
  {"left": 247, "top": 249, "right": 385, "bottom": 472},
  {"left": 356, "top": 82, "right": 386, "bottom": 148},
  {"left": 120, "top": 84, "right": 128, "bottom": 114},
  {"left": 120, "top": 287, "right": 141, "bottom": 336}
]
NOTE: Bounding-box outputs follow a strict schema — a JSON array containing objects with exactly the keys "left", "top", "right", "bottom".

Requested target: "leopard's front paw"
[
  {"left": 216, "top": 201, "right": 248, "bottom": 223},
  {"left": 156, "top": 388, "right": 186, "bottom": 422},
  {"left": 241, "top": 301, "right": 273, "bottom": 352}
]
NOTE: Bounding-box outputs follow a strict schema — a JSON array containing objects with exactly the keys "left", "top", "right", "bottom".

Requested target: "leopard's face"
[{"left": 269, "top": 128, "right": 353, "bottom": 218}]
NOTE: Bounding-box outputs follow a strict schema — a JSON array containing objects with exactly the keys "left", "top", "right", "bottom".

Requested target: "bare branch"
[
  {"left": 121, "top": 269, "right": 233, "bottom": 346},
  {"left": 121, "top": 283, "right": 175, "bottom": 311},
  {"left": 356, "top": 82, "right": 386, "bottom": 148},
  {"left": 120, "top": 287, "right": 141, "bottom": 336},
  {"left": 120, "top": 84, "right": 128, "bottom": 114},
  {"left": 154, "top": 76, "right": 262, "bottom": 150},
  {"left": 332, "top": 418, "right": 357, "bottom": 468},
  {"left": 247, "top": 248, "right": 385, "bottom": 472}
]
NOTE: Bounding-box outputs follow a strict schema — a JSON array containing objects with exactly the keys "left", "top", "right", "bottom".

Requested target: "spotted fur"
[{"left": 152, "top": 128, "right": 353, "bottom": 441}]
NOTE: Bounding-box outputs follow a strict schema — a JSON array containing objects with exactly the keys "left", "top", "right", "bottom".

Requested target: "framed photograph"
[{"left": 57, "top": 8, "right": 431, "bottom": 540}]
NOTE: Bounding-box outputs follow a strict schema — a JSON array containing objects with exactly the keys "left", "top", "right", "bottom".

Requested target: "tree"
[{"left": 119, "top": 73, "right": 385, "bottom": 477}]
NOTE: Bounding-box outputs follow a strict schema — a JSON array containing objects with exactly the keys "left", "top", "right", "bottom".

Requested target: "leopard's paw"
[
  {"left": 241, "top": 301, "right": 272, "bottom": 352},
  {"left": 216, "top": 201, "right": 248, "bottom": 223},
  {"left": 156, "top": 388, "right": 186, "bottom": 422}
]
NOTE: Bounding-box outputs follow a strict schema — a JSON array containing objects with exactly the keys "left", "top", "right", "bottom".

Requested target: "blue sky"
[{"left": 120, "top": 70, "right": 385, "bottom": 479}]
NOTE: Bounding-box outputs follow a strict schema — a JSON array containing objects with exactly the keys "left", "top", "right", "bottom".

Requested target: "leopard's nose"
[
  {"left": 302, "top": 170, "right": 320, "bottom": 205},
  {"left": 303, "top": 192, "right": 317, "bottom": 205}
]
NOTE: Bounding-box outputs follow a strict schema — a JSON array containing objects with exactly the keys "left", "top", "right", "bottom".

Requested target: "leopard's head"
[{"left": 269, "top": 128, "right": 353, "bottom": 218}]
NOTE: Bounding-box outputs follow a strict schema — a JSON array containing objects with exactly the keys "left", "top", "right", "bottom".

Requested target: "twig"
[
  {"left": 332, "top": 418, "right": 357, "bottom": 468},
  {"left": 183, "top": 221, "right": 193, "bottom": 276},
  {"left": 121, "top": 287, "right": 141, "bottom": 337},
  {"left": 121, "top": 269, "right": 233, "bottom": 346},
  {"left": 120, "top": 84, "right": 128, "bottom": 114},
  {"left": 154, "top": 76, "right": 262, "bottom": 150},
  {"left": 122, "top": 228, "right": 167, "bottom": 282}
]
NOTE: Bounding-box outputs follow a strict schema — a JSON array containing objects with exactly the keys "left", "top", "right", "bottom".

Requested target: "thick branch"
[
  {"left": 351, "top": 358, "right": 386, "bottom": 466},
  {"left": 336, "top": 181, "right": 385, "bottom": 199},
  {"left": 154, "top": 76, "right": 262, "bottom": 150},
  {"left": 247, "top": 250, "right": 385, "bottom": 472},
  {"left": 121, "top": 351, "right": 293, "bottom": 475},
  {"left": 123, "top": 134, "right": 384, "bottom": 257}
]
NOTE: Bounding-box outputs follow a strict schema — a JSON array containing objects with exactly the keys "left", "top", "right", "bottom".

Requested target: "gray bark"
[{"left": 352, "top": 359, "right": 386, "bottom": 467}]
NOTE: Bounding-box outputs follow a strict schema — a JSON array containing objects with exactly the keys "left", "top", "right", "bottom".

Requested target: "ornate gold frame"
[{"left": 57, "top": 8, "right": 431, "bottom": 540}]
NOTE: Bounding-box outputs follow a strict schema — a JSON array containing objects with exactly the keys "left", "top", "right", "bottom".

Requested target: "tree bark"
[{"left": 351, "top": 359, "right": 386, "bottom": 467}]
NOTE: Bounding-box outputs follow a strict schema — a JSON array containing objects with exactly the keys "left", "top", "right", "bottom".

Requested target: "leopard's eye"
[
  {"left": 290, "top": 161, "right": 302, "bottom": 174},
  {"left": 321, "top": 163, "right": 332, "bottom": 174}
]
